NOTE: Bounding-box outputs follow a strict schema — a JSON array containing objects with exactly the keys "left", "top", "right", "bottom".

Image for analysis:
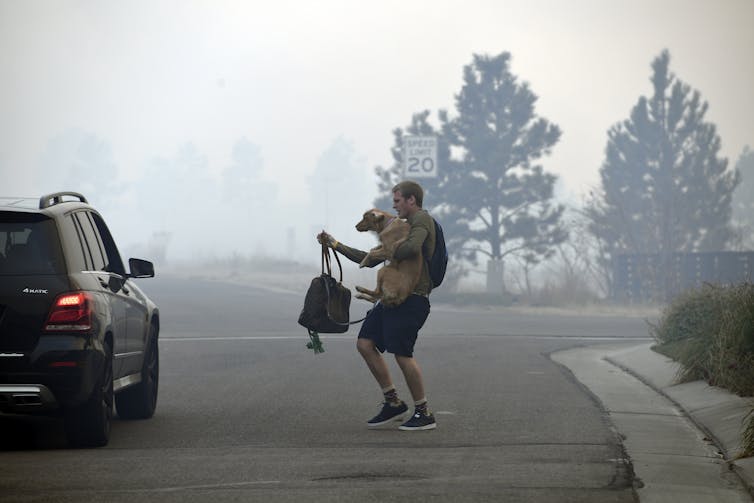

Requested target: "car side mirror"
[{"left": 128, "top": 258, "right": 155, "bottom": 278}]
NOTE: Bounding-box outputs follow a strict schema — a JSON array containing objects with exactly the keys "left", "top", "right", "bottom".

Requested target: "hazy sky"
[{"left": 1, "top": 0, "right": 752, "bottom": 261}]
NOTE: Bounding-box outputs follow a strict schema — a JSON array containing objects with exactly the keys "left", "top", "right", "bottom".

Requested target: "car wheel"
[
  {"left": 65, "top": 341, "right": 113, "bottom": 448},
  {"left": 115, "top": 326, "right": 159, "bottom": 419}
]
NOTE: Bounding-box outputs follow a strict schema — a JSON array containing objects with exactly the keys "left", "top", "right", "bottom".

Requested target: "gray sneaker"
[
  {"left": 367, "top": 401, "right": 409, "bottom": 427},
  {"left": 399, "top": 410, "right": 436, "bottom": 431}
]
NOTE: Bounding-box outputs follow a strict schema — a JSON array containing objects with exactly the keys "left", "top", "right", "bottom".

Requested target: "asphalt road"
[{"left": 0, "top": 275, "right": 656, "bottom": 502}]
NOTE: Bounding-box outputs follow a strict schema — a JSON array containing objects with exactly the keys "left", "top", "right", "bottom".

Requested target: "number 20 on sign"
[{"left": 403, "top": 136, "right": 437, "bottom": 178}]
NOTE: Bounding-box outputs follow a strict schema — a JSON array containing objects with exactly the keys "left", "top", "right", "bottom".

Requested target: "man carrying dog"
[{"left": 317, "top": 180, "right": 437, "bottom": 431}]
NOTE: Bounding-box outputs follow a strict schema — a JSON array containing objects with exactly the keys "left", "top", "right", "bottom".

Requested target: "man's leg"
[
  {"left": 357, "top": 338, "right": 392, "bottom": 389},
  {"left": 358, "top": 338, "right": 408, "bottom": 427},
  {"left": 394, "top": 354, "right": 425, "bottom": 402},
  {"left": 396, "top": 354, "right": 435, "bottom": 431}
]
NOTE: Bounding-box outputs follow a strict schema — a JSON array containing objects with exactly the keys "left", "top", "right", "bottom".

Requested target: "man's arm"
[
  {"left": 393, "top": 219, "right": 429, "bottom": 261},
  {"left": 318, "top": 231, "right": 382, "bottom": 268},
  {"left": 334, "top": 242, "right": 369, "bottom": 265}
]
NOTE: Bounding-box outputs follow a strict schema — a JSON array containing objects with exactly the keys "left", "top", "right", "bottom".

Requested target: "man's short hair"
[{"left": 393, "top": 180, "right": 424, "bottom": 207}]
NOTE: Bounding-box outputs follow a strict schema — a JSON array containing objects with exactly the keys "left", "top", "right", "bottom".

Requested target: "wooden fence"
[{"left": 613, "top": 251, "right": 754, "bottom": 302}]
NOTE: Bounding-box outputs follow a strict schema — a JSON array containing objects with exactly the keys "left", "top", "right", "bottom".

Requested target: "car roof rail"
[{"left": 39, "top": 191, "right": 89, "bottom": 209}]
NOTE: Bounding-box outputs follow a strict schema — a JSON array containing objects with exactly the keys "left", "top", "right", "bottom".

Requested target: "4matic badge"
[{"left": 22, "top": 288, "right": 49, "bottom": 294}]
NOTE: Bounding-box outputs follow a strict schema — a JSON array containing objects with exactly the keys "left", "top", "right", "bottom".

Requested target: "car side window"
[
  {"left": 90, "top": 213, "right": 126, "bottom": 276},
  {"left": 74, "top": 212, "right": 106, "bottom": 271},
  {"left": 63, "top": 214, "right": 88, "bottom": 272}
]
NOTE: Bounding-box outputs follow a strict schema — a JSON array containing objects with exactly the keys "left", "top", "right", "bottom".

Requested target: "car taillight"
[{"left": 44, "top": 292, "right": 92, "bottom": 332}]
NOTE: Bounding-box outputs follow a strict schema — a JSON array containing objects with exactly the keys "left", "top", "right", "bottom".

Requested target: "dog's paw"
[{"left": 356, "top": 293, "right": 377, "bottom": 303}]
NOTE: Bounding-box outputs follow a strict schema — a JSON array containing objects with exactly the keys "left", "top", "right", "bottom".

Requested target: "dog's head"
[{"left": 356, "top": 209, "right": 394, "bottom": 233}]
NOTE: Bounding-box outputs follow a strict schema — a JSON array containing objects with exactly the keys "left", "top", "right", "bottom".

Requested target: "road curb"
[
  {"left": 552, "top": 343, "right": 753, "bottom": 502},
  {"left": 604, "top": 343, "right": 754, "bottom": 499}
]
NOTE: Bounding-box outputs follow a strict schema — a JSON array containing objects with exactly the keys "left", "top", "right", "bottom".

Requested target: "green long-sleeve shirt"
[{"left": 334, "top": 209, "right": 436, "bottom": 296}]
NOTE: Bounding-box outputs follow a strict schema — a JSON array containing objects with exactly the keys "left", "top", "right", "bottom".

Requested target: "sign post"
[{"left": 403, "top": 136, "right": 437, "bottom": 179}]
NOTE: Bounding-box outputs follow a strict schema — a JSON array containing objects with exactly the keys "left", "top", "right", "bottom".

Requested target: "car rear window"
[{"left": 0, "top": 212, "right": 65, "bottom": 275}]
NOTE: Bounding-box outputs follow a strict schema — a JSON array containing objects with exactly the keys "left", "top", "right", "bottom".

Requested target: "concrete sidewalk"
[{"left": 553, "top": 342, "right": 754, "bottom": 502}]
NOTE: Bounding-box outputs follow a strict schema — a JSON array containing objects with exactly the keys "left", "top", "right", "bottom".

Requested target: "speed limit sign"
[{"left": 403, "top": 136, "right": 437, "bottom": 178}]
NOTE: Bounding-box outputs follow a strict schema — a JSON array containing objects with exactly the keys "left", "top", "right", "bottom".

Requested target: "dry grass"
[
  {"left": 743, "top": 409, "right": 754, "bottom": 458},
  {"left": 650, "top": 282, "right": 754, "bottom": 457}
]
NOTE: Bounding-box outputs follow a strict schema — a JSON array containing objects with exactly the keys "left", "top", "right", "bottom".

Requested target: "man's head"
[{"left": 392, "top": 181, "right": 423, "bottom": 218}]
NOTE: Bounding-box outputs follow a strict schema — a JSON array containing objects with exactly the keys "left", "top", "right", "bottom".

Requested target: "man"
[{"left": 317, "top": 181, "right": 437, "bottom": 431}]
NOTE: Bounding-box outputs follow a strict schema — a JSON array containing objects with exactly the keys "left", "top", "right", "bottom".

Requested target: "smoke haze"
[{"left": 1, "top": 0, "right": 752, "bottom": 268}]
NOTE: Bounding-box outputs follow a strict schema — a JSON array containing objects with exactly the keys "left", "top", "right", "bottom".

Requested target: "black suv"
[{"left": 0, "top": 192, "right": 159, "bottom": 447}]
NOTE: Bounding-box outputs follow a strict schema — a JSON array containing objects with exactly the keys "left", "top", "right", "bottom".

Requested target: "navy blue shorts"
[{"left": 358, "top": 294, "right": 430, "bottom": 357}]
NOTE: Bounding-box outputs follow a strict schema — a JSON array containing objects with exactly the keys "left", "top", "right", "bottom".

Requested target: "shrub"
[
  {"left": 651, "top": 282, "right": 754, "bottom": 458},
  {"left": 650, "top": 283, "right": 754, "bottom": 395}
]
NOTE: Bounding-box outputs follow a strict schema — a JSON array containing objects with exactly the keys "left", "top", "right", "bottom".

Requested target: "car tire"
[
  {"left": 65, "top": 341, "right": 113, "bottom": 448},
  {"left": 115, "top": 326, "right": 159, "bottom": 419}
]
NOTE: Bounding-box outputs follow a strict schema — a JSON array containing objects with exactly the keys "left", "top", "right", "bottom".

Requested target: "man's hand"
[{"left": 317, "top": 231, "right": 338, "bottom": 249}]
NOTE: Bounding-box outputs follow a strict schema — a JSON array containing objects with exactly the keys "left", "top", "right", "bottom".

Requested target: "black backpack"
[{"left": 428, "top": 218, "right": 448, "bottom": 288}]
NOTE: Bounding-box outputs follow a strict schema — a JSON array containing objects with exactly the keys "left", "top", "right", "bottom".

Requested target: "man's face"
[{"left": 392, "top": 190, "right": 413, "bottom": 218}]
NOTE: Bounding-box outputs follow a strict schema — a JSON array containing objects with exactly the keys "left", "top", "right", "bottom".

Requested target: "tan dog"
[{"left": 354, "top": 209, "right": 422, "bottom": 307}]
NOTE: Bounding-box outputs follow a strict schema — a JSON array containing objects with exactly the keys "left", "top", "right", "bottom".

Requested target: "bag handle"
[{"left": 321, "top": 242, "right": 343, "bottom": 282}]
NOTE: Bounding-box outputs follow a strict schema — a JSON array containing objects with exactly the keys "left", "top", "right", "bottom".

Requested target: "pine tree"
[
  {"left": 447, "top": 52, "right": 565, "bottom": 275},
  {"left": 374, "top": 53, "right": 566, "bottom": 292},
  {"left": 587, "top": 50, "right": 739, "bottom": 295}
]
